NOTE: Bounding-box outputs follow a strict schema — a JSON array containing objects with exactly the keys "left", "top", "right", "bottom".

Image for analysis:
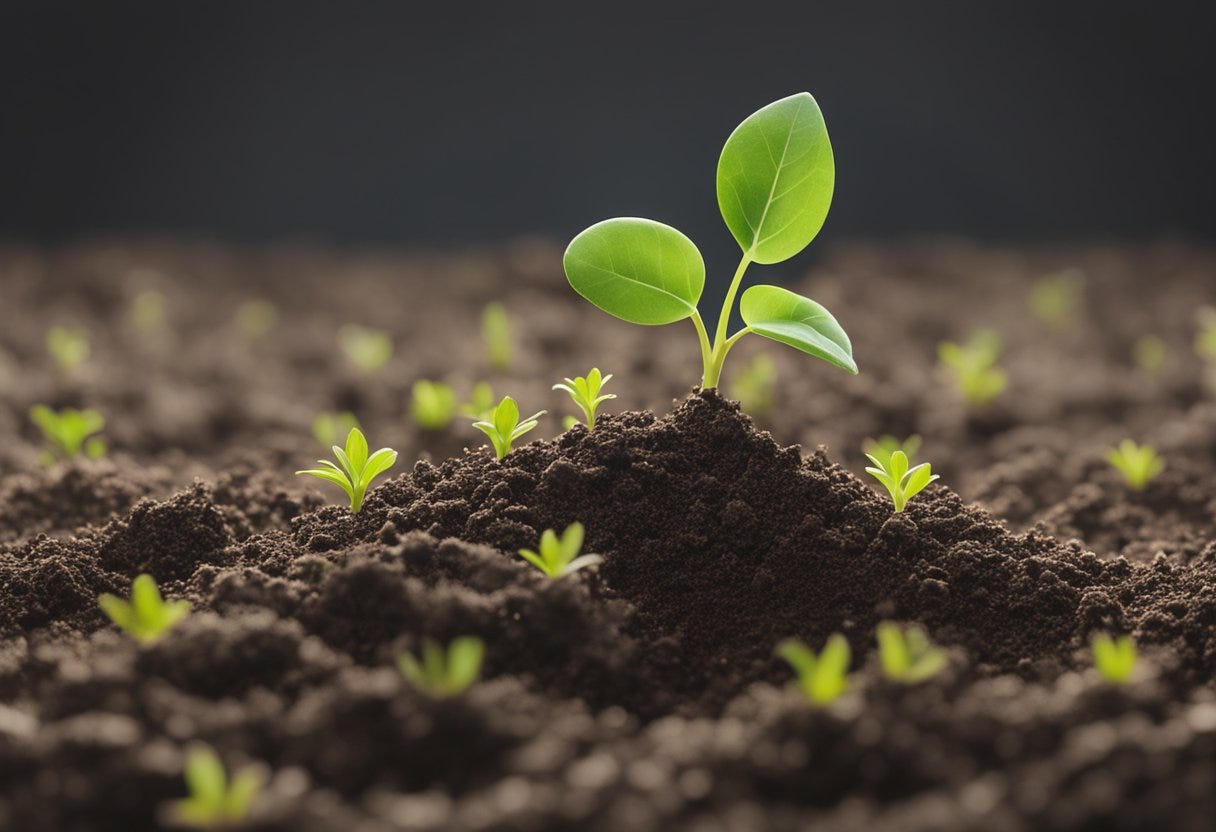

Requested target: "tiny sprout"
[
  {"left": 482, "top": 302, "right": 512, "bottom": 371},
  {"left": 938, "top": 329, "right": 1007, "bottom": 407},
  {"left": 473, "top": 396, "right": 545, "bottom": 460},
  {"left": 98, "top": 574, "right": 190, "bottom": 644},
  {"left": 411, "top": 380, "right": 458, "bottom": 430},
  {"left": 876, "top": 622, "right": 946, "bottom": 684},
  {"left": 338, "top": 324, "right": 393, "bottom": 374},
  {"left": 518, "top": 522, "right": 602, "bottom": 578},
  {"left": 167, "top": 744, "right": 263, "bottom": 829},
  {"left": 1196, "top": 307, "right": 1216, "bottom": 361},
  {"left": 777, "top": 634, "right": 850, "bottom": 705},
  {"left": 1091, "top": 632, "right": 1137, "bottom": 685},
  {"left": 553, "top": 368, "right": 615, "bottom": 430},
  {"left": 296, "top": 427, "right": 398, "bottom": 513},
  {"left": 1133, "top": 335, "right": 1168, "bottom": 372},
  {"left": 728, "top": 353, "right": 777, "bottom": 415},
  {"left": 862, "top": 434, "right": 922, "bottom": 469},
  {"left": 131, "top": 290, "right": 167, "bottom": 330},
  {"left": 562, "top": 415, "right": 579, "bottom": 431},
  {"left": 865, "top": 450, "right": 938, "bottom": 512},
  {"left": 396, "top": 636, "right": 484, "bottom": 698},
  {"left": 46, "top": 325, "right": 89, "bottom": 375},
  {"left": 1106, "top": 439, "right": 1164, "bottom": 491},
  {"left": 1030, "top": 268, "right": 1084, "bottom": 329},
  {"left": 311, "top": 411, "right": 360, "bottom": 449},
  {"left": 235, "top": 299, "right": 278, "bottom": 339},
  {"left": 30, "top": 404, "right": 106, "bottom": 464},
  {"left": 460, "top": 381, "right": 496, "bottom": 421}
]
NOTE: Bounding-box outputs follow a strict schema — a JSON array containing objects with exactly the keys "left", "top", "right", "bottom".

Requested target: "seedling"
[
  {"left": 482, "top": 302, "right": 512, "bottom": 371},
  {"left": 411, "top": 380, "right": 458, "bottom": 430},
  {"left": 728, "top": 354, "right": 777, "bottom": 415},
  {"left": 862, "top": 434, "right": 922, "bottom": 469},
  {"left": 1196, "top": 307, "right": 1216, "bottom": 361},
  {"left": 1106, "top": 439, "right": 1164, "bottom": 491},
  {"left": 563, "top": 93, "right": 856, "bottom": 390},
  {"left": 1029, "top": 268, "right": 1084, "bottom": 329},
  {"left": 553, "top": 368, "right": 615, "bottom": 430},
  {"left": 865, "top": 450, "right": 938, "bottom": 512},
  {"left": 938, "top": 330, "right": 1007, "bottom": 406},
  {"left": 1133, "top": 335, "right": 1168, "bottom": 372},
  {"left": 338, "top": 324, "right": 393, "bottom": 374},
  {"left": 131, "top": 289, "right": 168, "bottom": 331},
  {"left": 234, "top": 299, "right": 278, "bottom": 339},
  {"left": 1091, "top": 632, "right": 1137, "bottom": 685},
  {"left": 311, "top": 411, "right": 360, "bottom": 449},
  {"left": 776, "top": 634, "right": 850, "bottom": 705},
  {"left": 296, "top": 427, "right": 398, "bottom": 513},
  {"left": 460, "top": 382, "right": 496, "bottom": 421},
  {"left": 46, "top": 325, "right": 89, "bottom": 375},
  {"left": 876, "top": 622, "right": 947, "bottom": 684},
  {"left": 167, "top": 744, "right": 262, "bottom": 829},
  {"left": 472, "top": 396, "right": 545, "bottom": 460},
  {"left": 396, "top": 636, "right": 484, "bottom": 698},
  {"left": 30, "top": 404, "right": 106, "bottom": 464},
  {"left": 98, "top": 574, "right": 190, "bottom": 644},
  {"left": 517, "top": 522, "right": 602, "bottom": 578}
]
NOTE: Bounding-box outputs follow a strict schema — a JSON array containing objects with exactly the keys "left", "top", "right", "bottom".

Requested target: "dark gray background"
[{"left": 2, "top": 1, "right": 1214, "bottom": 260}]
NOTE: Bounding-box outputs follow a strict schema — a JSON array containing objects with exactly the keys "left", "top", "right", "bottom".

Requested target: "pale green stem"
[{"left": 701, "top": 253, "right": 753, "bottom": 389}]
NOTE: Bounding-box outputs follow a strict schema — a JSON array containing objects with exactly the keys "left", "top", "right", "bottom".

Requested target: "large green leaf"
[
  {"left": 563, "top": 217, "right": 704, "bottom": 325},
  {"left": 740, "top": 285, "right": 857, "bottom": 374},
  {"left": 717, "top": 92, "right": 834, "bottom": 264}
]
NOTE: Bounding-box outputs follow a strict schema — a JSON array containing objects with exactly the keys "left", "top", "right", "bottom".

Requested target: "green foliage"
[
  {"left": 1196, "top": 307, "right": 1216, "bottom": 361},
  {"left": 876, "top": 622, "right": 947, "bottom": 684},
  {"left": 517, "top": 522, "right": 602, "bottom": 578},
  {"left": 311, "top": 411, "right": 360, "bottom": 449},
  {"left": 482, "top": 302, "right": 512, "bottom": 371},
  {"left": 553, "top": 368, "right": 616, "bottom": 430},
  {"left": 46, "top": 325, "right": 89, "bottom": 374},
  {"left": 167, "top": 744, "right": 263, "bottom": 829},
  {"left": 1091, "top": 632, "right": 1137, "bottom": 684},
  {"left": 472, "top": 396, "right": 545, "bottom": 460},
  {"left": 728, "top": 354, "right": 777, "bottom": 415},
  {"left": 396, "top": 636, "right": 484, "bottom": 697},
  {"left": 296, "top": 427, "right": 398, "bottom": 513},
  {"left": 865, "top": 450, "right": 938, "bottom": 512},
  {"left": 1133, "top": 335, "right": 1168, "bottom": 372},
  {"left": 30, "top": 404, "right": 106, "bottom": 464},
  {"left": 1030, "top": 268, "right": 1084, "bottom": 329},
  {"left": 777, "top": 634, "right": 850, "bottom": 705},
  {"left": 862, "top": 434, "right": 922, "bottom": 469},
  {"left": 563, "top": 93, "right": 854, "bottom": 390},
  {"left": 131, "top": 290, "right": 168, "bottom": 331},
  {"left": 234, "top": 299, "right": 278, "bottom": 339},
  {"left": 338, "top": 324, "right": 393, "bottom": 374},
  {"left": 460, "top": 382, "right": 496, "bottom": 421},
  {"left": 1106, "top": 439, "right": 1164, "bottom": 491},
  {"left": 411, "top": 380, "right": 458, "bottom": 430},
  {"left": 938, "top": 329, "right": 1007, "bottom": 406},
  {"left": 98, "top": 574, "right": 190, "bottom": 644}
]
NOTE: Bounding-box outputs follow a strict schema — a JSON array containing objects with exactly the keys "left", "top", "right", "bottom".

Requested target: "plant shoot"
[
  {"left": 296, "top": 427, "right": 398, "bottom": 513},
  {"left": 876, "top": 622, "right": 947, "bottom": 684},
  {"left": 311, "top": 411, "right": 360, "bottom": 449},
  {"left": 777, "top": 634, "right": 850, "bottom": 705},
  {"left": 338, "top": 324, "right": 393, "bottom": 374},
  {"left": 167, "top": 744, "right": 263, "bottom": 829},
  {"left": 938, "top": 329, "right": 1007, "bottom": 407},
  {"left": 1091, "top": 632, "right": 1137, "bottom": 685},
  {"left": 411, "top": 380, "right": 458, "bottom": 430},
  {"left": 865, "top": 450, "right": 938, "bottom": 512},
  {"left": 1106, "top": 439, "right": 1164, "bottom": 491},
  {"left": 30, "top": 405, "right": 106, "bottom": 464},
  {"left": 397, "top": 636, "right": 485, "bottom": 698},
  {"left": 862, "top": 434, "right": 922, "bottom": 469},
  {"left": 482, "top": 302, "right": 512, "bottom": 371},
  {"left": 98, "top": 574, "right": 190, "bottom": 644},
  {"left": 472, "top": 396, "right": 544, "bottom": 460},
  {"left": 460, "top": 382, "right": 496, "bottom": 421},
  {"left": 46, "top": 325, "right": 89, "bottom": 375},
  {"left": 518, "top": 522, "right": 602, "bottom": 578},
  {"left": 1030, "top": 268, "right": 1084, "bottom": 329},
  {"left": 553, "top": 368, "right": 615, "bottom": 430}
]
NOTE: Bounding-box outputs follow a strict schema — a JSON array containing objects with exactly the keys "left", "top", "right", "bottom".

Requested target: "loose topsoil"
[{"left": 1, "top": 236, "right": 1215, "bottom": 831}]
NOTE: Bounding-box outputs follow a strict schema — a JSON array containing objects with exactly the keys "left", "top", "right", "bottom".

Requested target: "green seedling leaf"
[
  {"left": 296, "top": 427, "right": 398, "bottom": 513},
  {"left": 518, "top": 521, "right": 601, "bottom": 578},
  {"left": 876, "top": 622, "right": 947, "bottom": 684},
  {"left": 98, "top": 574, "right": 190, "bottom": 644},
  {"left": 46, "top": 325, "right": 89, "bottom": 375},
  {"left": 234, "top": 299, "right": 278, "bottom": 339},
  {"left": 777, "top": 634, "right": 850, "bottom": 705},
  {"left": 338, "top": 324, "right": 393, "bottom": 374},
  {"left": 311, "top": 411, "right": 360, "bottom": 449},
  {"left": 460, "top": 382, "right": 496, "bottom": 421},
  {"left": 1091, "top": 632, "right": 1137, "bottom": 685},
  {"left": 1030, "top": 268, "right": 1084, "bottom": 329},
  {"left": 30, "top": 404, "right": 106, "bottom": 463},
  {"left": 412, "top": 380, "right": 458, "bottom": 430},
  {"left": 739, "top": 285, "right": 857, "bottom": 374},
  {"left": 553, "top": 368, "right": 616, "bottom": 430},
  {"left": 482, "top": 303, "right": 513, "bottom": 371},
  {"left": 168, "top": 744, "right": 263, "bottom": 829},
  {"left": 472, "top": 396, "right": 545, "bottom": 460},
  {"left": 1132, "top": 335, "right": 1167, "bottom": 373},
  {"left": 862, "top": 435, "right": 922, "bottom": 469},
  {"left": 938, "top": 329, "right": 1007, "bottom": 407},
  {"left": 865, "top": 450, "right": 939, "bottom": 513},
  {"left": 397, "top": 636, "right": 485, "bottom": 698},
  {"left": 1106, "top": 439, "right": 1164, "bottom": 491}
]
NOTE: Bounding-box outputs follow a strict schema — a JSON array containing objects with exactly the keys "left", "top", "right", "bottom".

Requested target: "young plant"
[
  {"left": 1133, "top": 335, "right": 1168, "bottom": 372},
  {"left": 338, "top": 324, "right": 393, "bottom": 374},
  {"left": 30, "top": 404, "right": 106, "bottom": 464},
  {"left": 411, "top": 380, "right": 458, "bottom": 430},
  {"left": 776, "top": 634, "right": 850, "bottom": 705},
  {"left": 396, "top": 636, "right": 484, "bottom": 698},
  {"left": 517, "top": 521, "right": 602, "bottom": 578},
  {"left": 98, "top": 574, "right": 190, "bottom": 644},
  {"left": 865, "top": 450, "right": 938, "bottom": 512},
  {"left": 473, "top": 396, "right": 545, "bottom": 460},
  {"left": 876, "top": 622, "right": 947, "bottom": 684},
  {"left": 130, "top": 289, "right": 168, "bottom": 331},
  {"left": 1091, "top": 632, "right": 1137, "bottom": 685},
  {"left": 1196, "top": 307, "right": 1216, "bottom": 361},
  {"left": 482, "top": 302, "right": 512, "bottom": 371},
  {"left": 311, "top": 411, "right": 360, "bottom": 449},
  {"left": 234, "top": 299, "right": 278, "bottom": 339},
  {"left": 167, "top": 744, "right": 263, "bottom": 829},
  {"left": 563, "top": 93, "right": 856, "bottom": 390},
  {"left": 460, "top": 381, "right": 496, "bottom": 421},
  {"left": 862, "top": 434, "right": 922, "bottom": 469},
  {"left": 728, "top": 353, "right": 777, "bottom": 415},
  {"left": 296, "top": 427, "right": 398, "bottom": 513},
  {"left": 46, "top": 325, "right": 89, "bottom": 375},
  {"left": 938, "top": 329, "right": 1007, "bottom": 406},
  {"left": 1106, "top": 439, "right": 1164, "bottom": 491},
  {"left": 553, "top": 368, "right": 615, "bottom": 430},
  {"left": 1029, "top": 268, "right": 1084, "bottom": 329}
]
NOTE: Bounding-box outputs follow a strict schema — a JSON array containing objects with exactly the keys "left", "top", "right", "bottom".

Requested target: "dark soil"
[{"left": 1, "top": 236, "right": 1215, "bottom": 830}]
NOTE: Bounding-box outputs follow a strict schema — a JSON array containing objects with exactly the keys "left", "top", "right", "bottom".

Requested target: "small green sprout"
[
  {"left": 938, "top": 329, "right": 1007, "bottom": 407},
  {"left": 553, "top": 368, "right": 616, "bottom": 430},
  {"left": 865, "top": 450, "right": 938, "bottom": 512},
  {"left": 473, "top": 396, "right": 545, "bottom": 460},
  {"left": 296, "top": 427, "right": 398, "bottom": 513},
  {"left": 396, "top": 636, "right": 485, "bottom": 698},
  {"left": 777, "top": 634, "right": 851, "bottom": 705},
  {"left": 482, "top": 302, "right": 512, "bottom": 371},
  {"left": 1196, "top": 307, "right": 1216, "bottom": 361},
  {"left": 234, "top": 299, "right": 278, "bottom": 339},
  {"left": 1029, "top": 268, "right": 1084, "bottom": 329},
  {"left": 563, "top": 93, "right": 856, "bottom": 390},
  {"left": 1106, "top": 439, "right": 1164, "bottom": 491},
  {"left": 311, "top": 411, "right": 360, "bottom": 449},
  {"left": 1133, "top": 335, "right": 1168, "bottom": 372},
  {"left": 98, "top": 574, "right": 190, "bottom": 644},
  {"left": 167, "top": 744, "right": 263, "bottom": 829},
  {"left": 460, "top": 381, "right": 496, "bottom": 421},
  {"left": 862, "top": 434, "right": 922, "bottom": 469},
  {"left": 518, "top": 522, "right": 602, "bottom": 578},
  {"left": 728, "top": 353, "right": 777, "bottom": 415},
  {"left": 30, "top": 405, "right": 106, "bottom": 464},
  {"left": 46, "top": 325, "right": 89, "bottom": 375},
  {"left": 1091, "top": 632, "right": 1137, "bottom": 685},
  {"left": 131, "top": 289, "right": 168, "bottom": 331},
  {"left": 338, "top": 324, "right": 393, "bottom": 374},
  {"left": 876, "top": 622, "right": 947, "bottom": 684},
  {"left": 411, "top": 380, "right": 458, "bottom": 430}
]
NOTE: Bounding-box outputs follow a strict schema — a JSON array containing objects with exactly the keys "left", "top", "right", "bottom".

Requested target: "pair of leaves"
[
  {"left": 1106, "top": 439, "right": 1164, "bottom": 491},
  {"left": 296, "top": 427, "right": 398, "bottom": 513},
  {"left": 777, "top": 634, "right": 851, "bottom": 705},
  {"left": 938, "top": 330, "right": 1007, "bottom": 406},
  {"left": 169, "top": 745, "right": 262, "bottom": 828},
  {"left": 472, "top": 396, "right": 545, "bottom": 460},
  {"left": 864, "top": 449, "right": 938, "bottom": 512},
  {"left": 862, "top": 434, "right": 922, "bottom": 469},
  {"left": 98, "top": 574, "right": 190, "bottom": 644},
  {"left": 876, "top": 622, "right": 947, "bottom": 684},
  {"left": 1091, "top": 632, "right": 1137, "bottom": 685},
  {"left": 518, "top": 522, "right": 602, "bottom": 578},
  {"left": 412, "top": 380, "right": 458, "bottom": 430},
  {"left": 397, "top": 636, "right": 485, "bottom": 698},
  {"left": 553, "top": 368, "right": 615, "bottom": 430},
  {"left": 338, "top": 324, "right": 393, "bottom": 373},
  {"left": 30, "top": 404, "right": 106, "bottom": 461}
]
